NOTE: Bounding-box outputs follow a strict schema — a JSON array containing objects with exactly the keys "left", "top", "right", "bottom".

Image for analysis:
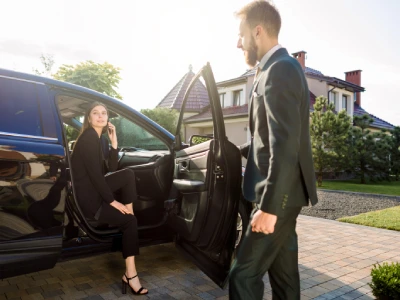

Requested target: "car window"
[
  {"left": 109, "top": 115, "right": 168, "bottom": 151},
  {"left": 0, "top": 77, "right": 42, "bottom": 137}
]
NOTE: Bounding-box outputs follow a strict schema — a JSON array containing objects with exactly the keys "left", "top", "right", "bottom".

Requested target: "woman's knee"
[
  {"left": 124, "top": 169, "right": 135, "bottom": 181},
  {"left": 122, "top": 213, "right": 137, "bottom": 229}
]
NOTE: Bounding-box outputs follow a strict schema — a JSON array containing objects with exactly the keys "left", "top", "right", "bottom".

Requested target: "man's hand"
[
  {"left": 251, "top": 210, "right": 277, "bottom": 234},
  {"left": 110, "top": 200, "right": 132, "bottom": 215}
]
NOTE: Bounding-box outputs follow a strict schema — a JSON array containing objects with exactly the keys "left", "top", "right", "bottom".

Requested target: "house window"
[
  {"left": 329, "top": 91, "right": 337, "bottom": 108},
  {"left": 233, "top": 90, "right": 244, "bottom": 106},
  {"left": 219, "top": 93, "right": 225, "bottom": 108},
  {"left": 342, "top": 95, "right": 348, "bottom": 111}
]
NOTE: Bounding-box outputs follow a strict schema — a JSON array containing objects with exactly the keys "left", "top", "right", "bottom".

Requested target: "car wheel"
[{"left": 235, "top": 198, "right": 249, "bottom": 249}]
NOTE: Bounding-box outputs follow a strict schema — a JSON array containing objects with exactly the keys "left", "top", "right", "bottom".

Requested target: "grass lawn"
[
  {"left": 317, "top": 179, "right": 400, "bottom": 196},
  {"left": 338, "top": 206, "right": 400, "bottom": 231}
]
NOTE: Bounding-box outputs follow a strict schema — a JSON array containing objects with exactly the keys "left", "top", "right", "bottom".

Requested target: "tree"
[
  {"left": 390, "top": 126, "right": 400, "bottom": 181},
  {"left": 310, "top": 96, "right": 352, "bottom": 186},
  {"left": 371, "top": 129, "right": 392, "bottom": 181},
  {"left": 53, "top": 61, "right": 122, "bottom": 99},
  {"left": 33, "top": 53, "right": 55, "bottom": 77},
  {"left": 349, "top": 114, "right": 376, "bottom": 184},
  {"left": 140, "top": 107, "right": 178, "bottom": 134}
]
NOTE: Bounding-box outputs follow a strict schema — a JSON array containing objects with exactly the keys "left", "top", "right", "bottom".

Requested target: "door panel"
[
  {"left": 167, "top": 63, "right": 242, "bottom": 288},
  {"left": 0, "top": 137, "right": 66, "bottom": 279},
  {"left": 169, "top": 141, "right": 211, "bottom": 241}
]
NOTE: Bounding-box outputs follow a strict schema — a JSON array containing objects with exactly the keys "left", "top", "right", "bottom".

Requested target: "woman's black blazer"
[{"left": 71, "top": 127, "right": 118, "bottom": 218}]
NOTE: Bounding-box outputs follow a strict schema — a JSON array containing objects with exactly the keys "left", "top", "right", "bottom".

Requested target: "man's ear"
[{"left": 253, "top": 25, "right": 262, "bottom": 40}]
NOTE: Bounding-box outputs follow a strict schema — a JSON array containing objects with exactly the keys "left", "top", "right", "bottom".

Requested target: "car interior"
[{"left": 56, "top": 95, "right": 177, "bottom": 234}]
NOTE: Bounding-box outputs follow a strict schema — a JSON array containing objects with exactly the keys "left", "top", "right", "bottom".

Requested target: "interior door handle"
[{"left": 179, "top": 161, "right": 189, "bottom": 172}]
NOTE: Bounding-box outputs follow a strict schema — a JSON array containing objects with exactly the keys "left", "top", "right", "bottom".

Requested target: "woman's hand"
[
  {"left": 110, "top": 200, "right": 132, "bottom": 214},
  {"left": 107, "top": 122, "right": 118, "bottom": 149}
]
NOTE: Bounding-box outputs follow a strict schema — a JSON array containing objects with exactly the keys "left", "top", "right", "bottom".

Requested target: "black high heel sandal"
[{"left": 122, "top": 273, "right": 148, "bottom": 295}]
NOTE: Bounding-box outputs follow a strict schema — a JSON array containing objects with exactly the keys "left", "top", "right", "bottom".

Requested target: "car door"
[
  {"left": 0, "top": 74, "right": 67, "bottom": 279},
  {"left": 167, "top": 63, "right": 242, "bottom": 288}
]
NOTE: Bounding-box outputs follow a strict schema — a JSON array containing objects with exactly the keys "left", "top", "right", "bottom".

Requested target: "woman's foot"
[{"left": 122, "top": 273, "right": 148, "bottom": 295}]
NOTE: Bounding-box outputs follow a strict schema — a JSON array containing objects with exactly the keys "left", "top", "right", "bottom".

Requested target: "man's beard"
[{"left": 245, "top": 37, "right": 258, "bottom": 67}]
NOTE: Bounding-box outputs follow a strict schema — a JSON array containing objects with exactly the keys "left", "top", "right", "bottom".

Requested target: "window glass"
[
  {"left": 342, "top": 95, "right": 348, "bottom": 111},
  {"left": 329, "top": 92, "right": 337, "bottom": 107},
  {"left": 219, "top": 93, "right": 225, "bottom": 108},
  {"left": 57, "top": 96, "right": 168, "bottom": 151},
  {"left": 109, "top": 116, "right": 168, "bottom": 151},
  {"left": 233, "top": 90, "right": 244, "bottom": 106},
  {"left": 0, "top": 77, "right": 42, "bottom": 136}
]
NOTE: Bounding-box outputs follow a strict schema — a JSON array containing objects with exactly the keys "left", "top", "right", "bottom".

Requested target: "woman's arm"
[
  {"left": 106, "top": 122, "right": 119, "bottom": 172},
  {"left": 81, "top": 130, "right": 115, "bottom": 204}
]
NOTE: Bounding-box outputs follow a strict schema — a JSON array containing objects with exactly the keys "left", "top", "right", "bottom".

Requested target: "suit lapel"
[{"left": 248, "top": 80, "right": 260, "bottom": 135}]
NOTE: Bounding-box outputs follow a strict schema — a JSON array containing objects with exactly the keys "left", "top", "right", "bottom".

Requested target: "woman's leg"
[
  {"left": 101, "top": 169, "right": 146, "bottom": 294},
  {"left": 105, "top": 169, "right": 137, "bottom": 215},
  {"left": 98, "top": 204, "right": 147, "bottom": 294},
  {"left": 124, "top": 256, "right": 148, "bottom": 294}
]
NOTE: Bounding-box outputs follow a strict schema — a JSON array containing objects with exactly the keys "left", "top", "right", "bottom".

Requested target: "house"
[{"left": 157, "top": 52, "right": 395, "bottom": 145}]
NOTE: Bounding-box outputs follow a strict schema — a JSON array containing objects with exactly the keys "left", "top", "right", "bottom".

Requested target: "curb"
[{"left": 318, "top": 188, "right": 400, "bottom": 200}]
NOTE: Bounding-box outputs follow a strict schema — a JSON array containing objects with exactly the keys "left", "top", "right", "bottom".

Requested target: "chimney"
[
  {"left": 292, "top": 50, "right": 307, "bottom": 70},
  {"left": 345, "top": 70, "right": 362, "bottom": 106}
]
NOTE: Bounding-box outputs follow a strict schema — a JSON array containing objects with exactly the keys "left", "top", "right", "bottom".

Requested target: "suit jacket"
[
  {"left": 71, "top": 127, "right": 119, "bottom": 218},
  {"left": 242, "top": 48, "right": 318, "bottom": 217}
]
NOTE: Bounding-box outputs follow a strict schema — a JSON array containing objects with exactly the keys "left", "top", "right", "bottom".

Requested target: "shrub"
[{"left": 369, "top": 262, "right": 400, "bottom": 299}]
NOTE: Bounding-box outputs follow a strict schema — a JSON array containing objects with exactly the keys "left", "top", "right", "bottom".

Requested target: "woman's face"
[{"left": 88, "top": 105, "right": 108, "bottom": 129}]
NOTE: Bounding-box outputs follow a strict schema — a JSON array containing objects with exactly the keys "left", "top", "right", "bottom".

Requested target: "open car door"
[{"left": 167, "top": 63, "right": 242, "bottom": 288}]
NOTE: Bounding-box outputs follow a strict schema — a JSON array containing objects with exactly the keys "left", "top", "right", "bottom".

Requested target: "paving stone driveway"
[{"left": 1, "top": 215, "right": 400, "bottom": 300}]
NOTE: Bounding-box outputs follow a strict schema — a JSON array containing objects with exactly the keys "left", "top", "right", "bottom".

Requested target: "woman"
[{"left": 71, "top": 102, "right": 148, "bottom": 296}]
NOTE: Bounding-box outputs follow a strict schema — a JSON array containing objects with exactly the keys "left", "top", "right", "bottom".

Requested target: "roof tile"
[{"left": 157, "top": 66, "right": 209, "bottom": 112}]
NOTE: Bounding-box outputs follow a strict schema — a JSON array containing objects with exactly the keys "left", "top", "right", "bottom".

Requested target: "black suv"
[{"left": 0, "top": 64, "right": 250, "bottom": 287}]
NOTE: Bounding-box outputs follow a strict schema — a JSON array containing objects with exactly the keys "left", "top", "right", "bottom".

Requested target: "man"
[{"left": 229, "top": 1, "right": 318, "bottom": 299}]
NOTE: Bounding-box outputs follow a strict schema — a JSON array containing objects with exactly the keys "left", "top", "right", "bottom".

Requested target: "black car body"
[{"left": 0, "top": 64, "right": 248, "bottom": 287}]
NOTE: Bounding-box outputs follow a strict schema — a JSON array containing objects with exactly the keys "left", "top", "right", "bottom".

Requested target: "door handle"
[{"left": 179, "top": 161, "right": 189, "bottom": 172}]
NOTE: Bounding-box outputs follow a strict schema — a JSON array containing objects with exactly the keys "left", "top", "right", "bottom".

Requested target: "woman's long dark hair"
[{"left": 76, "top": 102, "right": 109, "bottom": 141}]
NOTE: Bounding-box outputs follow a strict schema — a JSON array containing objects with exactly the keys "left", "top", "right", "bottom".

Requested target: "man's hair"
[{"left": 235, "top": 0, "right": 281, "bottom": 38}]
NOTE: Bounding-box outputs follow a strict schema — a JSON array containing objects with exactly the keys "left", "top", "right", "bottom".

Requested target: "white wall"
[{"left": 307, "top": 77, "right": 328, "bottom": 99}]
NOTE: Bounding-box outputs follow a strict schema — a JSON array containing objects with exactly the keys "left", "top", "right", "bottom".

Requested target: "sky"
[{"left": 1, "top": 0, "right": 399, "bottom": 126}]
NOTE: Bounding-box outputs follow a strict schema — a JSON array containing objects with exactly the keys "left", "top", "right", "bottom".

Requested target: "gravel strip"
[{"left": 300, "top": 190, "right": 400, "bottom": 220}]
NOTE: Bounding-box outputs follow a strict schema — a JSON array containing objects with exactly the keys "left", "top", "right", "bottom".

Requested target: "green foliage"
[
  {"left": 53, "top": 61, "right": 122, "bottom": 99},
  {"left": 369, "top": 262, "right": 400, "bottom": 299},
  {"left": 191, "top": 136, "right": 212, "bottom": 145},
  {"left": 371, "top": 130, "right": 392, "bottom": 181},
  {"left": 140, "top": 107, "right": 178, "bottom": 134},
  {"left": 390, "top": 127, "right": 400, "bottom": 181},
  {"left": 63, "top": 124, "right": 79, "bottom": 144},
  {"left": 33, "top": 53, "right": 55, "bottom": 77},
  {"left": 310, "top": 96, "right": 351, "bottom": 186},
  {"left": 318, "top": 178, "right": 400, "bottom": 196},
  {"left": 349, "top": 114, "right": 391, "bottom": 183}
]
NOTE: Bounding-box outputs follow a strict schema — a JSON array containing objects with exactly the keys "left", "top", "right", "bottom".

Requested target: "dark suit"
[
  {"left": 71, "top": 127, "right": 139, "bottom": 258},
  {"left": 230, "top": 48, "right": 318, "bottom": 299}
]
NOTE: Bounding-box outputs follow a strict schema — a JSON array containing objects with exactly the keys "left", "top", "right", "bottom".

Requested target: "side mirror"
[{"left": 189, "top": 135, "right": 213, "bottom": 147}]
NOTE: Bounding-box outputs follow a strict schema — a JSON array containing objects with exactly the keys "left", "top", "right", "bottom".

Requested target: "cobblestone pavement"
[{"left": 2, "top": 215, "right": 400, "bottom": 300}]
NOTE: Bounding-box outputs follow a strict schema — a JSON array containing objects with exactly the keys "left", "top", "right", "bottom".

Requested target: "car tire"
[{"left": 235, "top": 197, "right": 249, "bottom": 250}]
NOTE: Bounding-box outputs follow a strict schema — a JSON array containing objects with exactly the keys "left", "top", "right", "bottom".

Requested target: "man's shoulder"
[{"left": 271, "top": 54, "right": 299, "bottom": 70}]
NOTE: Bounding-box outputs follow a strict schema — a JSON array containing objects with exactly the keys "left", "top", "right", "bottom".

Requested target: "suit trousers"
[
  {"left": 98, "top": 168, "right": 139, "bottom": 258},
  {"left": 229, "top": 206, "right": 302, "bottom": 300}
]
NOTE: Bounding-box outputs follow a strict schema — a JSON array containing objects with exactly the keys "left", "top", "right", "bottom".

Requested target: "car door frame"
[{"left": 169, "top": 63, "right": 242, "bottom": 288}]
